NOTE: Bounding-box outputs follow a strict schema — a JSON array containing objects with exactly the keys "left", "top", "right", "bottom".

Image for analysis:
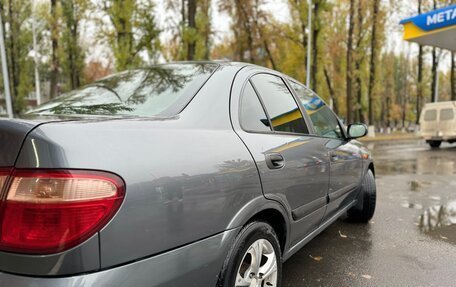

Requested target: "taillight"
[{"left": 0, "top": 169, "right": 125, "bottom": 254}]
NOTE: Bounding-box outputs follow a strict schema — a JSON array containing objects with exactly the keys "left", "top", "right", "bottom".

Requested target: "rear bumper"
[{"left": 0, "top": 228, "right": 239, "bottom": 287}]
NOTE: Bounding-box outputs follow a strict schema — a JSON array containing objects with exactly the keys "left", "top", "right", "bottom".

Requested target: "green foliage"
[
  {"left": 99, "top": 0, "right": 161, "bottom": 70},
  {"left": 1, "top": 0, "right": 34, "bottom": 114}
]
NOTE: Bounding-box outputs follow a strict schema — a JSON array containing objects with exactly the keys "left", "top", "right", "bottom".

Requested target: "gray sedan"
[{"left": 0, "top": 61, "right": 376, "bottom": 287}]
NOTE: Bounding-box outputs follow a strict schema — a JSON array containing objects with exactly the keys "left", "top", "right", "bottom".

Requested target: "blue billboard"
[{"left": 400, "top": 4, "right": 456, "bottom": 31}]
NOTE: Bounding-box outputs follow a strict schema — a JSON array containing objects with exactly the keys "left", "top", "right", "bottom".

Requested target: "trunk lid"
[
  {"left": 0, "top": 118, "right": 44, "bottom": 166},
  {"left": 0, "top": 115, "right": 96, "bottom": 166}
]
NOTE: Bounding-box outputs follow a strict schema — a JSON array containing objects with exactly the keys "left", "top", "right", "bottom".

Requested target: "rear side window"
[
  {"left": 289, "top": 81, "right": 343, "bottom": 139},
  {"left": 240, "top": 82, "right": 271, "bottom": 132},
  {"left": 423, "top": 110, "right": 437, "bottom": 121},
  {"left": 250, "top": 74, "right": 308, "bottom": 134},
  {"left": 440, "top": 108, "right": 454, "bottom": 121}
]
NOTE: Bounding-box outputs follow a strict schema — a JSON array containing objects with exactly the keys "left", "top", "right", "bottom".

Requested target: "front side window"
[
  {"left": 29, "top": 63, "right": 218, "bottom": 117},
  {"left": 250, "top": 74, "right": 308, "bottom": 134},
  {"left": 240, "top": 82, "right": 271, "bottom": 132},
  {"left": 440, "top": 108, "right": 454, "bottom": 121},
  {"left": 290, "top": 81, "right": 343, "bottom": 139}
]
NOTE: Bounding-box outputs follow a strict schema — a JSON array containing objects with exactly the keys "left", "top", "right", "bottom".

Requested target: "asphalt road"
[{"left": 282, "top": 139, "right": 456, "bottom": 287}]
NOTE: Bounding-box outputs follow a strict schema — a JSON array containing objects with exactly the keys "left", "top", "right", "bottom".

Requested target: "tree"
[
  {"left": 219, "top": 0, "right": 257, "bottom": 62},
  {"left": 310, "top": 0, "right": 319, "bottom": 91},
  {"left": 61, "top": 0, "right": 90, "bottom": 90},
  {"left": 353, "top": 0, "right": 370, "bottom": 123},
  {"left": 430, "top": 0, "right": 439, "bottom": 103},
  {"left": 452, "top": 52, "right": 455, "bottom": 101},
  {"left": 1, "top": 0, "right": 33, "bottom": 112},
  {"left": 99, "top": 0, "right": 161, "bottom": 71},
  {"left": 416, "top": 0, "right": 424, "bottom": 123},
  {"left": 167, "top": 0, "right": 212, "bottom": 60},
  {"left": 346, "top": 0, "right": 355, "bottom": 123},
  {"left": 368, "top": 0, "right": 380, "bottom": 125},
  {"left": 49, "top": 0, "right": 59, "bottom": 99}
]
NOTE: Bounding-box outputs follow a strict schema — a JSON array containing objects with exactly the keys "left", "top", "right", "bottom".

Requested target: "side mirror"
[{"left": 347, "top": 123, "right": 368, "bottom": 139}]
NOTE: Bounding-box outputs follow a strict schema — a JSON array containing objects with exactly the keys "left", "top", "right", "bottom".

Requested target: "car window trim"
[
  {"left": 238, "top": 80, "right": 273, "bottom": 133},
  {"left": 281, "top": 77, "right": 316, "bottom": 135},
  {"left": 161, "top": 63, "right": 221, "bottom": 116},
  {"left": 242, "top": 72, "right": 311, "bottom": 136},
  {"left": 286, "top": 77, "right": 349, "bottom": 140}
]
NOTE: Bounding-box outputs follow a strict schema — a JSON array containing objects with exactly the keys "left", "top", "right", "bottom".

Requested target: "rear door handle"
[{"left": 265, "top": 153, "right": 284, "bottom": 169}]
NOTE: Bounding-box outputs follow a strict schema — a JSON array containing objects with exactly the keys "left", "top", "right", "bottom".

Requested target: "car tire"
[
  {"left": 217, "top": 221, "right": 282, "bottom": 287},
  {"left": 429, "top": 141, "right": 442, "bottom": 148},
  {"left": 347, "top": 169, "right": 376, "bottom": 223}
]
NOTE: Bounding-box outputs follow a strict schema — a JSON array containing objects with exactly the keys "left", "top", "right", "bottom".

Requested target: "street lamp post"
[{"left": 0, "top": 12, "right": 13, "bottom": 118}]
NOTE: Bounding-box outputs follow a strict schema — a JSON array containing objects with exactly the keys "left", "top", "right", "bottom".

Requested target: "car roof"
[{"left": 148, "top": 60, "right": 265, "bottom": 70}]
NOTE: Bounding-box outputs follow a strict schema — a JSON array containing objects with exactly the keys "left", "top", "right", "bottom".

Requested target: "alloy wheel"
[{"left": 235, "top": 239, "right": 278, "bottom": 287}]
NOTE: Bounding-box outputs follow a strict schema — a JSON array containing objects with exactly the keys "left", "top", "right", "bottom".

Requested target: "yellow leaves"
[
  {"left": 309, "top": 255, "right": 323, "bottom": 261},
  {"left": 338, "top": 230, "right": 348, "bottom": 238}
]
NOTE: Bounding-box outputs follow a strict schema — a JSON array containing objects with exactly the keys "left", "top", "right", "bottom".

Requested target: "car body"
[
  {"left": 419, "top": 101, "right": 456, "bottom": 148},
  {"left": 0, "top": 62, "right": 375, "bottom": 286}
]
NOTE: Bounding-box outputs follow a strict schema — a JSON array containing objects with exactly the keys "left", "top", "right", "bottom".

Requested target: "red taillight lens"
[{"left": 0, "top": 170, "right": 125, "bottom": 254}]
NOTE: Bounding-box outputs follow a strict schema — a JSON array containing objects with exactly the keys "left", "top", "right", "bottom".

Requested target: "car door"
[
  {"left": 288, "top": 80, "right": 363, "bottom": 220},
  {"left": 232, "top": 72, "right": 330, "bottom": 245}
]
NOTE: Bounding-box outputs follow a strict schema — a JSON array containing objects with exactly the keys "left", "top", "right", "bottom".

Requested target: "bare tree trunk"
[
  {"left": 62, "top": 0, "right": 80, "bottom": 89},
  {"left": 201, "top": 0, "right": 211, "bottom": 60},
  {"left": 311, "top": 0, "right": 319, "bottom": 92},
  {"left": 346, "top": 0, "right": 355, "bottom": 123},
  {"left": 355, "top": 0, "right": 363, "bottom": 123},
  {"left": 324, "top": 67, "right": 338, "bottom": 115},
  {"left": 416, "top": 0, "right": 423, "bottom": 124},
  {"left": 50, "top": 0, "right": 59, "bottom": 99},
  {"left": 186, "top": 0, "right": 196, "bottom": 60},
  {"left": 452, "top": 52, "right": 455, "bottom": 101},
  {"left": 235, "top": 0, "right": 254, "bottom": 63},
  {"left": 402, "top": 50, "right": 411, "bottom": 128},
  {"left": 251, "top": 1, "right": 275, "bottom": 70},
  {"left": 368, "top": 0, "right": 380, "bottom": 126},
  {"left": 430, "top": 0, "right": 438, "bottom": 102},
  {"left": 431, "top": 47, "right": 438, "bottom": 102},
  {"left": 262, "top": 37, "right": 276, "bottom": 70}
]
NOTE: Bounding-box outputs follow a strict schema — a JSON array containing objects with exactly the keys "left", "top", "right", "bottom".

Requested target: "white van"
[{"left": 419, "top": 101, "right": 456, "bottom": 148}]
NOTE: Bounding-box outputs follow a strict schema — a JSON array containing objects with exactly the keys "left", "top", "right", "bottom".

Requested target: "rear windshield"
[
  {"left": 29, "top": 63, "right": 218, "bottom": 117},
  {"left": 440, "top": 108, "right": 454, "bottom": 121},
  {"left": 423, "top": 110, "right": 437, "bottom": 121}
]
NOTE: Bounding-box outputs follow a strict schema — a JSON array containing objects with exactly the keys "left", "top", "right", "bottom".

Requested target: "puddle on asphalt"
[
  {"left": 419, "top": 201, "right": 456, "bottom": 244},
  {"left": 376, "top": 157, "right": 455, "bottom": 176},
  {"left": 370, "top": 143, "right": 456, "bottom": 176}
]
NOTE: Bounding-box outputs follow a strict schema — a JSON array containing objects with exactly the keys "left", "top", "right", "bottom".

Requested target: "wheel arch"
[
  {"left": 248, "top": 208, "right": 288, "bottom": 253},
  {"left": 226, "top": 197, "right": 290, "bottom": 254},
  {"left": 368, "top": 162, "right": 375, "bottom": 177}
]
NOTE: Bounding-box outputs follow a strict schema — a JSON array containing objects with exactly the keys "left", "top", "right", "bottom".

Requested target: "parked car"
[
  {"left": 419, "top": 101, "right": 456, "bottom": 148},
  {"left": 0, "top": 62, "right": 376, "bottom": 287}
]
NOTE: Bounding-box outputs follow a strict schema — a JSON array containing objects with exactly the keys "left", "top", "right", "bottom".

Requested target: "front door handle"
[{"left": 265, "top": 153, "right": 284, "bottom": 169}]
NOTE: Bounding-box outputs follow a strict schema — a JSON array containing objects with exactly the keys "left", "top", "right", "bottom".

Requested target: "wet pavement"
[{"left": 282, "top": 140, "right": 456, "bottom": 287}]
